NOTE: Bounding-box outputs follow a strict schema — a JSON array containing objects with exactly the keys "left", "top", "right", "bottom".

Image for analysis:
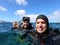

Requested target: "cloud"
[
  {"left": 14, "top": 10, "right": 38, "bottom": 22},
  {"left": 27, "top": 14, "right": 38, "bottom": 22},
  {"left": 8, "top": 0, "right": 27, "bottom": 6},
  {"left": 15, "top": 0, "right": 27, "bottom": 6},
  {"left": 14, "top": 9, "right": 60, "bottom": 22},
  {"left": 28, "top": 10, "right": 60, "bottom": 23},
  {"left": 0, "top": 6, "right": 7, "bottom": 11},
  {"left": 14, "top": 10, "right": 26, "bottom": 16},
  {"left": 48, "top": 10, "right": 60, "bottom": 22}
]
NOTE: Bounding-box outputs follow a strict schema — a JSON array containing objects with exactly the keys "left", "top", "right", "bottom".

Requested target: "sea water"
[{"left": 0, "top": 22, "right": 60, "bottom": 45}]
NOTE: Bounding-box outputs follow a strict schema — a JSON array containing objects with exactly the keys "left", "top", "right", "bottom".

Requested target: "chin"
[
  {"left": 37, "top": 30, "right": 44, "bottom": 33},
  {"left": 39, "top": 32, "right": 43, "bottom": 33}
]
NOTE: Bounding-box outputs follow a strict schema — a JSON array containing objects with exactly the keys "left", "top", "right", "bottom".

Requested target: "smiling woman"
[
  {"left": 29, "top": 14, "right": 60, "bottom": 45},
  {"left": 36, "top": 15, "right": 49, "bottom": 34}
]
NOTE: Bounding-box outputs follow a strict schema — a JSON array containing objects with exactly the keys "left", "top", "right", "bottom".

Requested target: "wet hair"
[
  {"left": 23, "top": 17, "right": 30, "bottom": 22},
  {"left": 36, "top": 14, "right": 49, "bottom": 29}
]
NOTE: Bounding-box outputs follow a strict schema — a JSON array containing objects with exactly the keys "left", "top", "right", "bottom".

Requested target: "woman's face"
[{"left": 36, "top": 19, "right": 47, "bottom": 33}]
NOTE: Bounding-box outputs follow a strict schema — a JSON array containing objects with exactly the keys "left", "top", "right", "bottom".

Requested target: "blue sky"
[{"left": 0, "top": 0, "right": 60, "bottom": 23}]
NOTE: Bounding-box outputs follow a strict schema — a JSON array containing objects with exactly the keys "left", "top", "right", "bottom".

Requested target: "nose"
[
  {"left": 24, "top": 23, "right": 26, "bottom": 26},
  {"left": 39, "top": 23, "right": 42, "bottom": 27}
]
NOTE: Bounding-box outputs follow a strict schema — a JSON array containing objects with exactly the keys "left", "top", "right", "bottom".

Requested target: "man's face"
[
  {"left": 36, "top": 19, "right": 47, "bottom": 33},
  {"left": 23, "top": 21, "right": 29, "bottom": 28}
]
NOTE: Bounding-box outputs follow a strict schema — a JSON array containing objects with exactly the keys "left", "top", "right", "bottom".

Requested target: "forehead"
[
  {"left": 23, "top": 21, "right": 28, "bottom": 23},
  {"left": 36, "top": 19, "right": 45, "bottom": 22}
]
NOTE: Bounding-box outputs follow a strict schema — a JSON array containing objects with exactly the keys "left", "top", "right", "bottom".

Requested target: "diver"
[
  {"left": 12, "top": 16, "right": 33, "bottom": 30},
  {"left": 20, "top": 17, "right": 33, "bottom": 30},
  {"left": 27, "top": 14, "right": 60, "bottom": 45}
]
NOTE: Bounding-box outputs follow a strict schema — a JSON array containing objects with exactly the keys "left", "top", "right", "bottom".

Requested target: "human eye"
[
  {"left": 42, "top": 21, "right": 46, "bottom": 24},
  {"left": 36, "top": 22, "right": 39, "bottom": 24}
]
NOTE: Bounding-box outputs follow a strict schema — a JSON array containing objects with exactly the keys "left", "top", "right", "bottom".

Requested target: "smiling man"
[{"left": 21, "top": 17, "right": 33, "bottom": 30}]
